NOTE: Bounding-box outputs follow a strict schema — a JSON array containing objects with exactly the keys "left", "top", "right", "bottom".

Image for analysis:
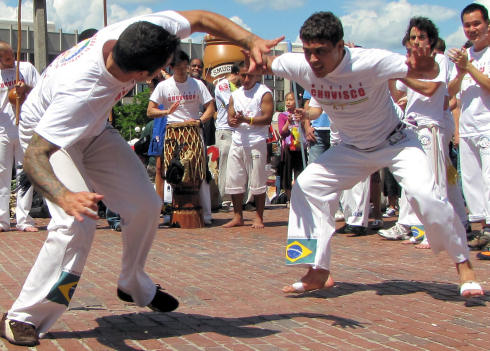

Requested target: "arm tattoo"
[{"left": 23, "top": 133, "right": 68, "bottom": 204}]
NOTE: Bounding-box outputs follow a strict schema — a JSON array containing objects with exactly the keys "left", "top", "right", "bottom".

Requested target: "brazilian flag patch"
[
  {"left": 47, "top": 271, "right": 80, "bottom": 306},
  {"left": 286, "top": 239, "right": 316, "bottom": 265}
]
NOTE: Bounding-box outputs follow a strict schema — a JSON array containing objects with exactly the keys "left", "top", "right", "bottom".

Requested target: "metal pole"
[{"left": 286, "top": 41, "right": 306, "bottom": 169}]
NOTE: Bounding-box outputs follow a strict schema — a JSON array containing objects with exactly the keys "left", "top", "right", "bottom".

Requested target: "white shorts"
[{"left": 225, "top": 141, "right": 267, "bottom": 195}]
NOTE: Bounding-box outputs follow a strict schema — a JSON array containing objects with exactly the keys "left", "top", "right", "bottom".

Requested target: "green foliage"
[
  {"left": 113, "top": 88, "right": 152, "bottom": 140},
  {"left": 275, "top": 102, "right": 285, "bottom": 112}
]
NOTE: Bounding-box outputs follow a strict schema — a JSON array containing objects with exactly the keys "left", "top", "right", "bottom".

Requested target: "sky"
[{"left": 1, "top": 0, "right": 489, "bottom": 52}]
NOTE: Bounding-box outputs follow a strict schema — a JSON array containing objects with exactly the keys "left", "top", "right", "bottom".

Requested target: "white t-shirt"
[
  {"left": 231, "top": 82, "right": 272, "bottom": 146},
  {"left": 150, "top": 76, "right": 212, "bottom": 124},
  {"left": 19, "top": 11, "right": 191, "bottom": 150},
  {"left": 0, "top": 62, "right": 39, "bottom": 134},
  {"left": 272, "top": 48, "right": 408, "bottom": 149},
  {"left": 450, "top": 46, "right": 490, "bottom": 137},
  {"left": 214, "top": 78, "right": 234, "bottom": 130},
  {"left": 397, "top": 53, "right": 450, "bottom": 128}
]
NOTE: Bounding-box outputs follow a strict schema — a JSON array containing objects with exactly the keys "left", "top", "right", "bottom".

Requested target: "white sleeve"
[
  {"left": 197, "top": 79, "right": 213, "bottom": 105},
  {"left": 149, "top": 82, "right": 164, "bottom": 104},
  {"left": 271, "top": 53, "right": 312, "bottom": 87},
  {"left": 395, "top": 80, "right": 407, "bottom": 92},
  {"left": 35, "top": 90, "right": 97, "bottom": 148},
  {"left": 363, "top": 48, "right": 408, "bottom": 81}
]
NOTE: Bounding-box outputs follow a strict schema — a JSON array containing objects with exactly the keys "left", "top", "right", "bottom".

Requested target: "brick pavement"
[{"left": 0, "top": 206, "right": 488, "bottom": 350}]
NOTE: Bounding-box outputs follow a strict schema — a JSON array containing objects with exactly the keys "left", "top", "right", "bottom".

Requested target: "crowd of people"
[{"left": 0, "top": 2, "right": 487, "bottom": 347}]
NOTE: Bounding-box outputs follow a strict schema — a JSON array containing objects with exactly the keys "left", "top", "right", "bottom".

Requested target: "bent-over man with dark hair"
[{"left": 0, "top": 10, "right": 282, "bottom": 347}]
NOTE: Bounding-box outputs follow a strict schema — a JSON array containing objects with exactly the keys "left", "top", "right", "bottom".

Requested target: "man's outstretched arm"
[{"left": 178, "top": 10, "right": 284, "bottom": 72}]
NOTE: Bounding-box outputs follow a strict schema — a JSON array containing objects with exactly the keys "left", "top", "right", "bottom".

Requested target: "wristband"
[
  {"left": 250, "top": 116, "right": 254, "bottom": 125},
  {"left": 199, "top": 119, "right": 204, "bottom": 128}
]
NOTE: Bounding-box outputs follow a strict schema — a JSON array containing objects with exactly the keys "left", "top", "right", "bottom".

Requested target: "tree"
[{"left": 113, "top": 88, "right": 152, "bottom": 140}]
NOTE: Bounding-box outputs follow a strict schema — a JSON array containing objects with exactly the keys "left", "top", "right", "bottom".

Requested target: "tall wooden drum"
[{"left": 163, "top": 120, "right": 206, "bottom": 228}]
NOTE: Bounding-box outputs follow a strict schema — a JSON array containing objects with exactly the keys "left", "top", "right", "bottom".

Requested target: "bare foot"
[
  {"left": 251, "top": 219, "right": 265, "bottom": 229},
  {"left": 221, "top": 217, "right": 244, "bottom": 228},
  {"left": 22, "top": 226, "right": 39, "bottom": 232},
  {"left": 282, "top": 267, "right": 331, "bottom": 293},
  {"left": 457, "top": 260, "right": 484, "bottom": 298},
  {"left": 401, "top": 239, "right": 415, "bottom": 245},
  {"left": 415, "top": 242, "right": 430, "bottom": 249}
]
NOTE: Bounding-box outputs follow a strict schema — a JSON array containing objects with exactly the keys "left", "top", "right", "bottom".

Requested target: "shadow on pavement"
[
  {"left": 286, "top": 279, "right": 489, "bottom": 304},
  {"left": 46, "top": 312, "right": 366, "bottom": 350}
]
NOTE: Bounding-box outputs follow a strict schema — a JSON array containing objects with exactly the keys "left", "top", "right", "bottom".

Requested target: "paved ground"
[{"left": 0, "top": 206, "right": 488, "bottom": 350}]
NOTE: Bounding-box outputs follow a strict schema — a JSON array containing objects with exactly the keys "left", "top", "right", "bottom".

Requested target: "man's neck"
[{"left": 174, "top": 74, "right": 188, "bottom": 83}]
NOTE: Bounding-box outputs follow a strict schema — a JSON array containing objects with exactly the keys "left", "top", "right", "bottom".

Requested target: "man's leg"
[
  {"left": 0, "top": 134, "right": 14, "bottom": 231},
  {"left": 81, "top": 127, "right": 163, "bottom": 307},
  {"left": 386, "top": 132, "right": 482, "bottom": 297},
  {"left": 7, "top": 145, "right": 97, "bottom": 335},
  {"left": 284, "top": 144, "right": 373, "bottom": 292},
  {"left": 13, "top": 137, "right": 37, "bottom": 231},
  {"left": 307, "top": 129, "right": 330, "bottom": 164},
  {"left": 215, "top": 130, "right": 232, "bottom": 204},
  {"left": 222, "top": 142, "right": 246, "bottom": 227},
  {"left": 248, "top": 142, "right": 268, "bottom": 229},
  {"left": 222, "top": 193, "right": 245, "bottom": 228},
  {"left": 340, "top": 176, "right": 370, "bottom": 231}
]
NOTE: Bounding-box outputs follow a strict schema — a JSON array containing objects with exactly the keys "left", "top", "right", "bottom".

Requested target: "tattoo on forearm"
[{"left": 24, "top": 133, "right": 66, "bottom": 204}]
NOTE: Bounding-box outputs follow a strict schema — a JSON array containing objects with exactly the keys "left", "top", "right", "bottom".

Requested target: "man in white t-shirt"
[
  {"left": 147, "top": 50, "right": 215, "bottom": 224},
  {"left": 379, "top": 18, "right": 467, "bottom": 246},
  {"left": 257, "top": 11, "right": 483, "bottom": 298},
  {"left": 448, "top": 3, "right": 490, "bottom": 260},
  {"left": 0, "top": 10, "right": 283, "bottom": 346},
  {"left": 0, "top": 42, "right": 39, "bottom": 232},
  {"left": 214, "top": 65, "right": 240, "bottom": 207},
  {"left": 222, "top": 62, "right": 274, "bottom": 229}
]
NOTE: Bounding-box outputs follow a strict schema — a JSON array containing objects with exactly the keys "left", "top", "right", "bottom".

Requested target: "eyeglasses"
[{"left": 191, "top": 64, "right": 203, "bottom": 68}]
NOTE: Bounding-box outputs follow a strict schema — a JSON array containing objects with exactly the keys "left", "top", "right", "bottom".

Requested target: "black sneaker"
[
  {"left": 117, "top": 285, "right": 179, "bottom": 312},
  {"left": 0, "top": 313, "right": 39, "bottom": 346},
  {"left": 336, "top": 224, "right": 368, "bottom": 236}
]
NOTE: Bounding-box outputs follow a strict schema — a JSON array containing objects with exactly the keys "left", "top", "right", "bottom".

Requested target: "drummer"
[{"left": 147, "top": 50, "right": 215, "bottom": 225}]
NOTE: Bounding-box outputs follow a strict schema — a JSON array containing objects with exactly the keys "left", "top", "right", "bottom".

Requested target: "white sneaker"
[
  {"left": 378, "top": 223, "right": 411, "bottom": 240},
  {"left": 334, "top": 210, "right": 344, "bottom": 221},
  {"left": 382, "top": 207, "right": 396, "bottom": 218}
]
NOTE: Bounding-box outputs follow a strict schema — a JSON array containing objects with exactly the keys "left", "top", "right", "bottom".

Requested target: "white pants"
[
  {"left": 0, "top": 128, "right": 35, "bottom": 231},
  {"left": 288, "top": 130, "right": 469, "bottom": 270},
  {"left": 459, "top": 134, "right": 490, "bottom": 224},
  {"left": 225, "top": 141, "right": 267, "bottom": 195},
  {"left": 8, "top": 126, "right": 161, "bottom": 333},
  {"left": 215, "top": 129, "right": 232, "bottom": 202},
  {"left": 340, "top": 176, "right": 370, "bottom": 227},
  {"left": 398, "top": 126, "right": 467, "bottom": 226}
]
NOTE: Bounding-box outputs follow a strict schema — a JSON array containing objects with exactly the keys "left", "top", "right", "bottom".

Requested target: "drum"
[{"left": 163, "top": 120, "right": 206, "bottom": 228}]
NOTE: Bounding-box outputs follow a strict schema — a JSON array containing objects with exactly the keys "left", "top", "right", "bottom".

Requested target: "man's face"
[
  {"left": 409, "top": 27, "right": 430, "bottom": 49},
  {"left": 302, "top": 40, "right": 345, "bottom": 77},
  {"left": 172, "top": 60, "right": 190, "bottom": 77},
  {"left": 0, "top": 46, "right": 15, "bottom": 69},
  {"left": 189, "top": 59, "right": 203, "bottom": 78},
  {"left": 462, "top": 10, "right": 489, "bottom": 48},
  {"left": 239, "top": 67, "right": 260, "bottom": 90}
]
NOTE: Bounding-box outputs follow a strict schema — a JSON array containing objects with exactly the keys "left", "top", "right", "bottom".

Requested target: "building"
[{"left": 0, "top": 21, "right": 304, "bottom": 110}]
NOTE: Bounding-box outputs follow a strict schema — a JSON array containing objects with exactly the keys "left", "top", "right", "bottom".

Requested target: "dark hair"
[
  {"left": 112, "top": 21, "right": 180, "bottom": 73},
  {"left": 402, "top": 17, "right": 439, "bottom": 50},
  {"left": 434, "top": 38, "right": 446, "bottom": 53},
  {"left": 300, "top": 12, "right": 343, "bottom": 45},
  {"left": 78, "top": 28, "right": 98, "bottom": 43},
  {"left": 170, "top": 50, "right": 190, "bottom": 67},
  {"left": 238, "top": 61, "right": 248, "bottom": 70},
  {"left": 230, "top": 63, "right": 239, "bottom": 75},
  {"left": 461, "top": 3, "right": 489, "bottom": 23}
]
